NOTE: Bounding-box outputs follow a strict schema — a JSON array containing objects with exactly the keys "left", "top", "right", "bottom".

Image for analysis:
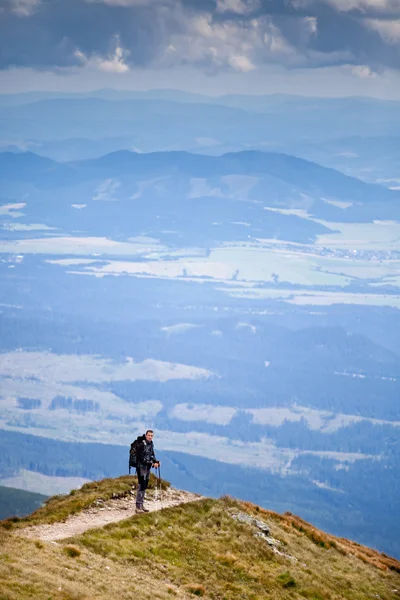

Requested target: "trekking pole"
[
  {"left": 154, "top": 466, "right": 159, "bottom": 503},
  {"left": 158, "top": 465, "right": 163, "bottom": 508}
]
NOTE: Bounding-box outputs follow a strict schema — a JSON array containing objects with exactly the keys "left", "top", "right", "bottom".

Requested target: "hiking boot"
[
  {"left": 136, "top": 506, "right": 149, "bottom": 513},
  {"left": 141, "top": 506, "right": 150, "bottom": 513}
]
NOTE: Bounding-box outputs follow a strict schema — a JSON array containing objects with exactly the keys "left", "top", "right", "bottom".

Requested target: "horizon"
[{"left": 1, "top": 86, "right": 400, "bottom": 101}]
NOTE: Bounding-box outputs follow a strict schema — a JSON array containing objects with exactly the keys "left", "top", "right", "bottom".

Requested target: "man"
[{"left": 135, "top": 429, "right": 160, "bottom": 513}]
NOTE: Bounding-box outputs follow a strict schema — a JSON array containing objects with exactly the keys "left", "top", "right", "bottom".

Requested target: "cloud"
[
  {"left": 88, "top": 0, "right": 168, "bottom": 4},
  {"left": 293, "top": 0, "right": 400, "bottom": 14},
  {"left": 366, "top": 18, "right": 400, "bottom": 43},
  {"left": 76, "top": 38, "right": 130, "bottom": 73},
  {"left": 161, "top": 12, "right": 313, "bottom": 72},
  {"left": 350, "top": 64, "right": 378, "bottom": 77},
  {"left": 216, "top": 0, "right": 260, "bottom": 15},
  {"left": 228, "top": 54, "right": 256, "bottom": 71},
  {"left": 0, "top": 0, "right": 400, "bottom": 73},
  {"left": 3, "top": 0, "right": 40, "bottom": 16}
]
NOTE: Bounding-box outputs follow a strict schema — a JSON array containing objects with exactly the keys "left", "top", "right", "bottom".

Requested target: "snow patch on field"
[
  {"left": 171, "top": 403, "right": 237, "bottom": 425},
  {"left": 0, "top": 351, "right": 213, "bottom": 384},
  {"left": 161, "top": 324, "right": 201, "bottom": 335}
]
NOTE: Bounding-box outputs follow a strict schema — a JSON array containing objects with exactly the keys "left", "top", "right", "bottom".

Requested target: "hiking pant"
[{"left": 136, "top": 465, "right": 151, "bottom": 507}]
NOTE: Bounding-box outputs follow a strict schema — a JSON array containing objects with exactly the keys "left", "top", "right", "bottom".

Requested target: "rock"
[
  {"left": 231, "top": 511, "right": 271, "bottom": 536},
  {"left": 231, "top": 511, "right": 297, "bottom": 563}
]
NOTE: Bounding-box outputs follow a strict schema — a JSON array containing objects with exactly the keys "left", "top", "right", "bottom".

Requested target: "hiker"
[{"left": 135, "top": 429, "right": 160, "bottom": 513}]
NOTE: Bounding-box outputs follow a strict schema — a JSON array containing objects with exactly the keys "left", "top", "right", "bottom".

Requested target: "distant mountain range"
[
  {"left": 1, "top": 90, "right": 399, "bottom": 184},
  {"left": 1, "top": 149, "right": 398, "bottom": 202},
  {"left": 1, "top": 88, "right": 400, "bottom": 112}
]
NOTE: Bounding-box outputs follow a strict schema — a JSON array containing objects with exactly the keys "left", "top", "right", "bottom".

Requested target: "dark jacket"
[{"left": 136, "top": 435, "right": 157, "bottom": 468}]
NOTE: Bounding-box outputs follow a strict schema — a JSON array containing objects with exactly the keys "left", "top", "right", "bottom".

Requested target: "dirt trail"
[{"left": 19, "top": 487, "right": 203, "bottom": 542}]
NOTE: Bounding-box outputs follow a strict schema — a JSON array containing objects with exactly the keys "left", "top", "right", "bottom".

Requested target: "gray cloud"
[{"left": 0, "top": 0, "right": 399, "bottom": 72}]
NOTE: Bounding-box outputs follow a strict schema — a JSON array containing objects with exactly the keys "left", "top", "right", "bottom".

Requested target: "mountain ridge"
[
  {"left": 1, "top": 475, "right": 399, "bottom": 600},
  {"left": 1, "top": 149, "right": 398, "bottom": 205}
]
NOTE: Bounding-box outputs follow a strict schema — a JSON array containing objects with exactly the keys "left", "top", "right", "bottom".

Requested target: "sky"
[{"left": 0, "top": 0, "right": 400, "bottom": 98}]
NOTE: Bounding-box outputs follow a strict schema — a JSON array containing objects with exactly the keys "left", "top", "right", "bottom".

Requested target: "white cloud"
[
  {"left": 304, "top": 16, "right": 318, "bottom": 35},
  {"left": 216, "top": 0, "right": 260, "bottom": 15},
  {"left": 366, "top": 18, "right": 400, "bottom": 42},
  {"left": 228, "top": 54, "right": 256, "bottom": 72},
  {"left": 99, "top": 46, "right": 130, "bottom": 73},
  {"left": 350, "top": 64, "right": 377, "bottom": 78},
  {"left": 161, "top": 13, "right": 302, "bottom": 72},
  {"left": 7, "top": 0, "right": 39, "bottom": 16},
  {"left": 75, "top": 38, "right": 129, "bottom": 74}
]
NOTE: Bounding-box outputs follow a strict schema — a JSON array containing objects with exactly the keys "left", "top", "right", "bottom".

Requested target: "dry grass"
[
  {"left": 69, "top": 496, "right": 399, "bottom": 600},
  {"left": 244, "top": 502, "right": 400, "bottom": 574},
  {"left": 0, "top": 474, "right": 170, "bottom": 530},
  {"left": 0, "top": 527, "right": 181, "bottom": 600},
  {"left": 0, "top": 482, "right": 399, "bottom": 600}
]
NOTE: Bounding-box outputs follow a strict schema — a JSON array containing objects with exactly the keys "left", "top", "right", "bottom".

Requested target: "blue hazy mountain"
[
  {"left": 1, "top": 149, "right": 398, "bottom": 203},
  {"left": 2, "top": 92, "right": 399, "bottom": 185},
  {"left": 1, "top": 95, "right": 399, "bottom": 151},
  {"left": 1, "top": 149, "right": 398, "bottom": 247},
  {"left": 1, "top": 96, "right": 399, "bottom": 557}
]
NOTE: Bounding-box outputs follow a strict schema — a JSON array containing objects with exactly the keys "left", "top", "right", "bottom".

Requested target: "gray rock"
[
  {"left": 231, "top": 511, "right": 298, "bottom": 563},
  {"left": 231, "top": 511, "right": 271, "bottom": 536}
]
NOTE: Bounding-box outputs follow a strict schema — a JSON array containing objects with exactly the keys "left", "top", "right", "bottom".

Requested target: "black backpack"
[{"left": 129, "top": 436, "right": 142, "bottom": 473}]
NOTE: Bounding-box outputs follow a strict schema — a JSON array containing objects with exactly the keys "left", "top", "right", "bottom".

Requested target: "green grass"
[{"left": 277, "top": 571, "right": 296, "bottom": 588}]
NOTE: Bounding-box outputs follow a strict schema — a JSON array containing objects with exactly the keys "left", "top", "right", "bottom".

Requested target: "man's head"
[{"left": 145, "top": 429, "right": 154, "bottom": 442}]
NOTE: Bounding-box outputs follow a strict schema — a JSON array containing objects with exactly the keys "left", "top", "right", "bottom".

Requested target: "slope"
[
  {"left": 1, "top": 476, "right": 399, "bottom": 600},
  {"left": 0, "top": 485, "right": 47, "bottom": 520}
]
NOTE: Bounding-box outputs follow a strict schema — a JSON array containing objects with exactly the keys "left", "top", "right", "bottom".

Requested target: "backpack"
[{"left": 129, "top": 436, "right": 142, "bottom": 473}]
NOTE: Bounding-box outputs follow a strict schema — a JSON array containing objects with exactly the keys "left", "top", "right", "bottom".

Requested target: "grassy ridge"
[
  {"left": 72, "top": 497, "right": 400, "bottom": 600},
  {"left": 0, "top": 478, "right": 399, "bottom": 600},
  {"left": 0, "top": 474, "right": 169, "bottom": 529}
]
